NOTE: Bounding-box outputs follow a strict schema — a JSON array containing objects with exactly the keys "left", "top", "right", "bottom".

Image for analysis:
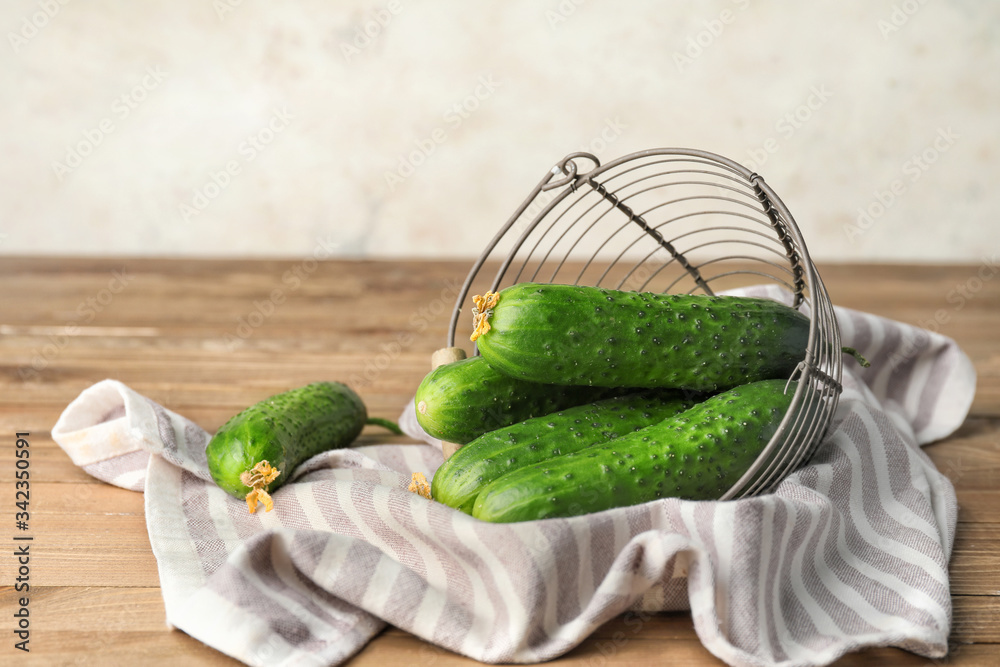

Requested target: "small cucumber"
[
  {"left": 207, "top": 382, "right": 399, "bottom": 513},
  {"left": 471, "top": 283, "right": 809, "bottom": 392},
  {"left": 431, "top": 389, "right": 700, "bottom": 514},
  {"left": 414, "top": 355, "right": 618, "bottom": 445},
  {"left": 472, "top": 379, "right": 795, "bottom": 523}
]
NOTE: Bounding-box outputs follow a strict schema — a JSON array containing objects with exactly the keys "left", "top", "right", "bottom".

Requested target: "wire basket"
[{"left": 444, "top": 148, "right": 843, "bottom": 500}]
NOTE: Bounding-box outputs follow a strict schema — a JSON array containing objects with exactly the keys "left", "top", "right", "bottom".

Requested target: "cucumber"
[
  {"left": 431, "top": 389, "right": 700, "bottom": 514},
  {"left": 414, "top": 355, "right": 618, "bottom": 445},
  {"left": 472, "top": 283, "right": 809, "bottom": 392},
  {"left": 472, "top": 379, "right": 795, "bottom": 523},
  {"left": 207, "top": 382, "right": 399, "bottom": 513}
]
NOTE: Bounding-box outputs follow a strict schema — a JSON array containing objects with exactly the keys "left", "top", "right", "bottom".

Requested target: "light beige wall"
[{"left": 2, "top": 1, "right": 996, "bottom": 261}]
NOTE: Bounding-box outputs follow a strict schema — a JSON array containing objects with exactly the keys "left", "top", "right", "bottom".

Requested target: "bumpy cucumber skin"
[
  {"left": 431, "top": 389, "right": 699, "bottom": 514},
  {"left": 207, "top": 382, "right": 366, "bottom": 499},
  {"left": 472, "top": 380, "right": 795, "bottom": 523},
  {"left": 477, "top": 283, "right": 809, "bottom": 392},
  {"left": 414, "top": 356, "right": 616, "bottom": 445}
]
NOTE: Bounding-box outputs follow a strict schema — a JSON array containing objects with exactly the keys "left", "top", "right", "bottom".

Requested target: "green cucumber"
[
  {"left": 472, "top": 283, "right": 809, "bottom": 392},
  {"left": 431, "top": 389, "right": 700, "bottom": 514},
  {"left": 414, "top": 355, "right": 618, "bottom": 445},
  {"left": 207, "top": 382, "right": 399, "bottom": 513},
  {"left": 472, "top": 379, "right": 795, "bottom": 523}
]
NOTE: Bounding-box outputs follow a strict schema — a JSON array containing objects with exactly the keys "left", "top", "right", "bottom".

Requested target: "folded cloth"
[{"left": 51, "top": 286, "right": 974, "bottom": 667}]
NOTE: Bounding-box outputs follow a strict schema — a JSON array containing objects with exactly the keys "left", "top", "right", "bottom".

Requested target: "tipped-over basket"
[{"left": 441, "top": 148, "right": 843, "bottom": 500}]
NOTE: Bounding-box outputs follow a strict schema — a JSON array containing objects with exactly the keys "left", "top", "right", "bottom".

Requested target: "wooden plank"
[
  {"left": 832, "top": 645, "right": 999, "bottom": 666},
  {"left": 925, "top": 419, "right": 1000, "bottom": 492},
  {"left": 950, "top": 523, "right": 1000, "bottom": 596},
  {"left": 954, "top": 490, "right": 1000, "bottom": 526},
  {"left": 2, "top": 354, "right": 434, "bottom": 410},
  {"left": 0, "top": 586, "right": 167, "bottom": 632},
  {"left": 0, "top": 512, "right": 160, "bottom": 587},
  {"left": 13, "top": 481, "right": 145, "bottom": 515},
  {"left": 6, "top": 630, "right": 242, "bottom": 666},
  {"left": 952, "top": 594, "right": 1000, "bottom": 645}
]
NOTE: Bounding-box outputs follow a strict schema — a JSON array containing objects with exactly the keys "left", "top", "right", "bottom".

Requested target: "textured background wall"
[{"left": 2, "top": 0, "right": 997, "bottom": 261}]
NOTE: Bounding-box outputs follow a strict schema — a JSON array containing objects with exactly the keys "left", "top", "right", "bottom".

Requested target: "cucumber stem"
[
  {"left": 841, "top": 346, "right": 870, "bottom": 368},
  {"left": 367, "top": 417, "right": 403, "bottom": 435}
]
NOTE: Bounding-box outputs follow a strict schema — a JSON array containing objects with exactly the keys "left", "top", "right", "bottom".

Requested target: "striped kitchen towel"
[{"left": 51, "top": 286, "right": 974, "bottom": 667}]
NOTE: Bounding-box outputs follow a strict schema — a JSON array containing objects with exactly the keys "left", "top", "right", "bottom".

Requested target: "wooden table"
[{"left": 1, "top": 258, "right": 997, "bottom": 666}]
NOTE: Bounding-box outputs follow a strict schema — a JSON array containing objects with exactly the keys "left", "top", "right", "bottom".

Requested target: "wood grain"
[{"left": 0, "top": 257, "right": 996, "bottom": 666}]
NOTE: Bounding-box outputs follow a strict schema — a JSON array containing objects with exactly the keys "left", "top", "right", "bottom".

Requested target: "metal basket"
[{"left": 444, "top": 148, "right": 843, "bottom": 500}]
